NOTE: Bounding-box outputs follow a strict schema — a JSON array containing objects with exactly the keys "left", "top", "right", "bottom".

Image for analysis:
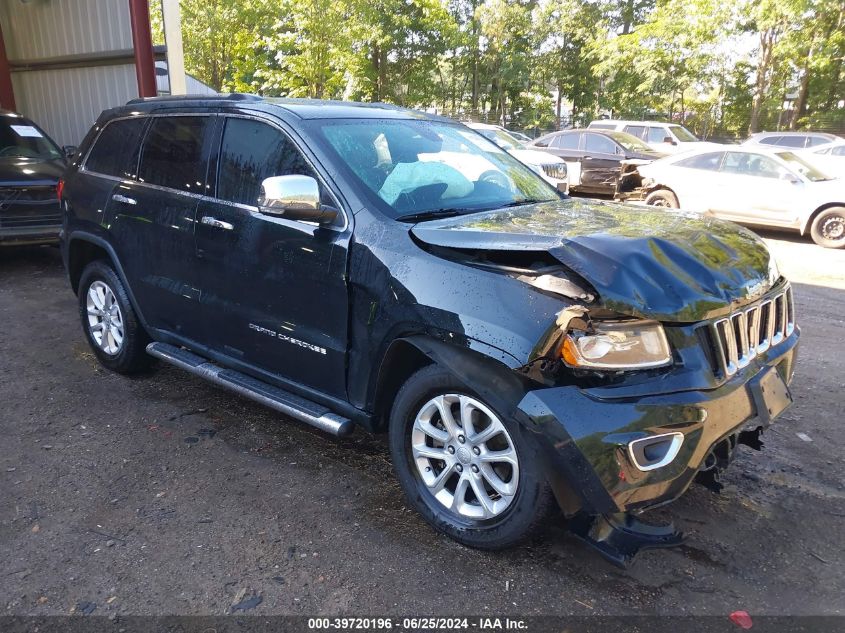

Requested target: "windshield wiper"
[{"left": 394, "top": 208, "right": 473, "bottom": 223}]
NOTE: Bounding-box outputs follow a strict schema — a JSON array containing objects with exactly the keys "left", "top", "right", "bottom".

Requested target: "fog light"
[{"left": 627, "top": 432, "right": 684, "bottom": 471}]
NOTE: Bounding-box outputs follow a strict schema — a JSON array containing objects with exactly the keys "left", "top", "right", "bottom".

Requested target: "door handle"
[
  {"left": 111, "top": 194, "right": 137, "bottom": 205},
  {"left": 200, "top": 216, "right": 234, "bottom": 231}
]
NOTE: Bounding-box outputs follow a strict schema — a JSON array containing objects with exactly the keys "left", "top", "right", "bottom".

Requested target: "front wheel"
[
  {"left": 388, "top": 365, "right": 554, "bottom": 549},
  {"left": 78, "top": 260, "right": 152, "bottom": 374},
  {"left": 810, "top": 207, "right": 845, "bottom": 249},
  {"left": 645, "top": 188, "right": 679, "bottom": 208}
]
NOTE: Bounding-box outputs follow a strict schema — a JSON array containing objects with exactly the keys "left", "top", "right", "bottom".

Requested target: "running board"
[{"left": 146, "top": 342, "right": 354, "bottom": 437}]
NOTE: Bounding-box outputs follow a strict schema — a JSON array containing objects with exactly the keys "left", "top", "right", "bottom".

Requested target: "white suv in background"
[
  {"left": 589, "top": 119, "right": 704, "bottom": 154},
  {"left": 466, "top": 122, "right": 568, "bottom": 192}
]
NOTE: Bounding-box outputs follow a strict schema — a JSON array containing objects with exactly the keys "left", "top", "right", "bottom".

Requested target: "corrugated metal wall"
[{"left": 1, "top": 0, "right": 139, "bottom": 146}]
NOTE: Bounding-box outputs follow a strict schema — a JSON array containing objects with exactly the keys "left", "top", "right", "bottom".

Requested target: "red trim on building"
[
  {"left": 128, "top": 0, "right": 157, "bottom": 98},
  {"left": 0, "top": 20, "right": 16, "bottom": 111}
]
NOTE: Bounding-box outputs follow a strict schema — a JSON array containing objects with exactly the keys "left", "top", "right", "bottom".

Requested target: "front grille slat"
[{"left": 709, "top": 285, "right": 794, "bottom": 378}]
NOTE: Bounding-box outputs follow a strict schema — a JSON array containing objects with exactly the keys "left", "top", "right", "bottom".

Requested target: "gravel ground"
[{"left": 1, "top": 232, "right": 844, "bottom": 619}]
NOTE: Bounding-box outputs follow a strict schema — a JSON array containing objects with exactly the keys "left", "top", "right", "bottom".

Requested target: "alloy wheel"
[
  {"left": 411, "top": 394, "right": 519, "bottom": 520},
  {"left": 86, "top": 280, "right": 125, "bottom": 355}
]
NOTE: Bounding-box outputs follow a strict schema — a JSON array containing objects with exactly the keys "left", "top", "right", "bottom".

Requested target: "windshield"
[
  {"left": 475, "top": 127, "right": 524, "bottom": 151},
  {"left": 0, "top": 118, "right": 62, "bottom": 160},
  {"left": 776, "top": 151, "right": 832, "bottom": 182},
  {"left": 316, "top": 119, "right": 559, "bottom": 220},
  {"left": 606, "top": 130, "right": 654, "bottom": 153},
  {"left": 669, "top": 125, "right": 698, "bottom": 142}
]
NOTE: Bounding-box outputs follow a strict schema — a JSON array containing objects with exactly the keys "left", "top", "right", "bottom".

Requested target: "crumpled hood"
[{"left": 411, "top": 199, "right": 779, "bottom": 322}]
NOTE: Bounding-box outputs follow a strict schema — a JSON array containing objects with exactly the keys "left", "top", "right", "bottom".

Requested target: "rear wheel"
[
  {"left": 809, "top": 207, "right": 845, "bottom": 249},
  {"left": 645, "top": 188, "right": 679, "bottom": 208},
  {"left": 388, "top": 364, "right": 554, "bottom": 549},
  {"left": 78, "top": 260, "right": 152, "bottom": 374}
]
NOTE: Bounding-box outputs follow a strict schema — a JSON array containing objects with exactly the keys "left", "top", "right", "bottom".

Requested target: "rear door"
[
  {"left": 107, "top": 114, "right": 216, "bottom": 340},
  {"left": 194, "top": 114, "right": 350, "bottom": 398},
  {"left": 72, "top": 116, "right": 148, "bottom": 238}
]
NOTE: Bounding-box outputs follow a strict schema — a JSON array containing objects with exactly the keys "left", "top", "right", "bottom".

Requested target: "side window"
[
  {"left": 675, "top": 152, "right": 724, "bottom": 171},
  {"left": 722, "top": 152, "right": 787, "bottom": 178},
  {"left": 647, "top": 127, "right": 667, "bottom": 143},
  {"left": 831, "top": 145, "right": 845, "bottom": 156},
  {"left": 84, "top": 118, "right": 147, "bottom": 179},
  {"left": 217, "top": 117, "right": 318, "bottom": 207},
  {"left": 776, "top": 136, "right": 805, "bottom": 148},
  {"left": 623, "top": 125, "right": 646, "bottom": 139},
  {"left": 557, "top": 133, "right": 580, "bottom": 150},
  {"left": 758, "top": 136, "right": 781, "bottom": 145},
  {"left": 584, "top": 133, "right": 618, "bottom": 154},
  {"left": 137, "top": 116, "right": 212, "bottom": 193},
  {"left": 806, "top": 136, "right": 828, "bottom": 147}
]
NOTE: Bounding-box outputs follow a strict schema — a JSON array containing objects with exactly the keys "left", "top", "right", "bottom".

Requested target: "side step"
[{"left": 146, "top": 342, "right": 354, "bottom": 437}]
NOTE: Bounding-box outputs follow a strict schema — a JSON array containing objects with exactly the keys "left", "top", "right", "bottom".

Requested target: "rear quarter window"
[{"left": 84, "top": 118, "right": 147, "bottom": 178}]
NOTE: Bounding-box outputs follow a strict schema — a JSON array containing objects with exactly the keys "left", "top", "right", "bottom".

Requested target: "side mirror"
[
  {"left": 780, "top": 171, "right": 801, "bottom": 184},
  {"left": 663, "top": 137, "right": 677, "bottom": 146},
  {"left": 62, "top": 145, "right": 78, "bottom": 159},
  {"left": 258, "top": 175, "right": 338, "bottom": 224}
]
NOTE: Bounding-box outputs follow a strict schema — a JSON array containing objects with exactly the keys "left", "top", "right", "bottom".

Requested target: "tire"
[
  {"left": 809, "top": 207, "right": 845, "bottom": 249},
  {"left": 78, "top": 260, "right": 152, "bottom": 374},
  {"left": 388, "top": 364, "right": 555, "bottom": 549},
  {"left": 645, "top": 188, "right": 679, "bottom": 208}
]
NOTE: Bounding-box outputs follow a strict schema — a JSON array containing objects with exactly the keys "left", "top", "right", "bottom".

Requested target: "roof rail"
[{"left": 125, "top": 93, "right": 263, "bottom": 106}]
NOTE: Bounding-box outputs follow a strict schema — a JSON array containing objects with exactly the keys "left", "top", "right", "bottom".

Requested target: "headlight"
[{"left": 561, "top": 320, "right": 672, "bottom": 370}]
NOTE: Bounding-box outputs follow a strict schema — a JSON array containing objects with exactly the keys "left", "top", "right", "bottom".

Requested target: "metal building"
[{"left": 0, "top": 0, "right": 185, "bottom": 146}]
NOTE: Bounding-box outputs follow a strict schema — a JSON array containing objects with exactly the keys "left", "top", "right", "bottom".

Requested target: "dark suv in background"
[
  {"left": 0, "top": 111, "right": 68, "bottom": 246},
  {"left": 60, "top": 95, "right": 799, "bottom": 564}
]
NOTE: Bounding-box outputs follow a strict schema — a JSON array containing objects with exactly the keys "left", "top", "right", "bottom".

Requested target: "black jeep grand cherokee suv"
[{"left": 60, "top": 95, "right": 798, "bottom": 563}]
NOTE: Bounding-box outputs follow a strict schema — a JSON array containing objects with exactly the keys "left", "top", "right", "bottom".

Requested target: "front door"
[
  {"left": 580, "top": 132, "right": 622, "bottom": 193},
  {"left": 194, "top": 115, "right": 350, "bottom": 398},
  {"left": 712, "top": 151, "right": 802, "bottom": 227}
]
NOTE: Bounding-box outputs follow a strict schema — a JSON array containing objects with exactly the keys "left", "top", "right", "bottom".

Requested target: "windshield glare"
[
  {"left": 776, "top": 151, "right": 831, "bottom": 182},
  {"left": 669, "top": 125, "right": 698, "bottom": 142},
  {"left": 607, "top": 131, "right": 653, "bottom": 153},
  {"left": 0, "top": 119, "right": 62, "bottom": 160},
  {"left": 478, "top": 127, "right": 524, "bottom": 151},
  {"left": 317, "top": 120, "right": 559, "bottom": 219}
]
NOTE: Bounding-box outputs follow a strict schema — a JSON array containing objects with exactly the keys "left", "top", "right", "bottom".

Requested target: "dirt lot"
[{"left": 1, "top": 231, "right": 844, "bottom": 619}]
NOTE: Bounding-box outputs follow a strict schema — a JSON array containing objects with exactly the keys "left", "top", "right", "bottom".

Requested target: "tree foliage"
[{"left": 150, "top": 0, "right": 845, "bottom": 136}]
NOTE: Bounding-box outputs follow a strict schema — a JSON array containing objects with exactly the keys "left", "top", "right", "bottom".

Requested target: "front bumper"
[
  {"left": 518, "top": 327, "right": 799, "bottom": 516},
  {"left": 1, "top": 200, "right": 62, "bottom": 246},
  {"left": 0, "top": 224, "right": 60, "bottom": 246}
]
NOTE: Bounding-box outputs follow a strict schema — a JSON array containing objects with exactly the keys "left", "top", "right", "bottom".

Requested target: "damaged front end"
[{"left": 408, "top": 201, "right": 799, "bottom": 566}]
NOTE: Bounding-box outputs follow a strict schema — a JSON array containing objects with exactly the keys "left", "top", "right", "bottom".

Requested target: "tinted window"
[
  {"left": 623, "top": 125, "right": 646, "bottom": 139},
  {"left": 138, "top": 116, "right": 211, "bottom": 193},
  {"left": 758, "top": 136, "right": 781, "bottom": 145},
  {"left": 217, "top": 117, "right": 317, "bottom": 206},
  {"left": 776, "top": 136, "right": 806, "bottom": 148},
  {"left": 584, "top": 133, "right": 618, "bottom": 154},
  {"left": 647, "top": 127, "right": 667, "bottom": 143},
  {"left": 721, "top": 152, "right": 787, "bottom": 178},
  {"left": 675, "top": 152, "right": 724, "bottom": 171},
  {"left": 555, "top": 133, "right": 580, "bottom": 150},
  {"left": 590, "top": 122, "right": 615, "bottom": 130},
  {"left": 85, "top": 118, "right": 146, "bottom": 178}
]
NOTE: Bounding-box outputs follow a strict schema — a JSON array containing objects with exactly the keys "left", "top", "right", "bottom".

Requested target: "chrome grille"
[
  {"left": 541, "top": 163, "right": 567, "bottom": 181},
  {"left": 710, "top": 286, "right": 794, "bottom": 377}
]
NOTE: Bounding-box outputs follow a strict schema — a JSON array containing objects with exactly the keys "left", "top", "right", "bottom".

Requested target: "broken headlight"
[{"left": 561, "top": 320, "right": 672, "bottom": 370}]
